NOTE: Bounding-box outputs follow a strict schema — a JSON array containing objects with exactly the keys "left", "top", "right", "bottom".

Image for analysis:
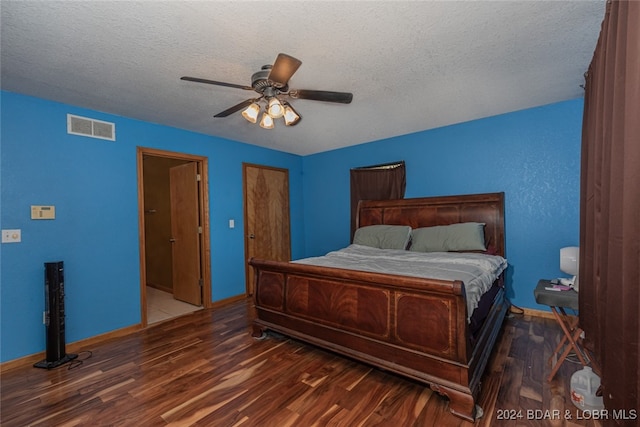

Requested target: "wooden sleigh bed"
[{"left": 249, "top": 192, "right": 508, "bottom": 421}]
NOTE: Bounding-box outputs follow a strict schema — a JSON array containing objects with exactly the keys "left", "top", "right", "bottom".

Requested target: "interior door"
[
  {"left": 169, "top": 162, "right": 202, "bottom": 305},
  {"left": 244, "top": 164, "right": 291, "bottom": 295}
]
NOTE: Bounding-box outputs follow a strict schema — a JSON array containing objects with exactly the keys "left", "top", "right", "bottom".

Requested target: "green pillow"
[
  {"left": 410, "top": 222, "right": 486, "bottom": 252},
  {"left": 353, "top": 225, "right": 412, "bottom": 250}
]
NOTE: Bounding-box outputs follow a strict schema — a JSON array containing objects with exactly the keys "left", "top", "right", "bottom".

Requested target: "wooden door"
[
  {"left": 169, "top": 162, "right": 202, "bottom": 305},
  {"left": 243, "top": 164, "right": 291, "bottom": 295}
]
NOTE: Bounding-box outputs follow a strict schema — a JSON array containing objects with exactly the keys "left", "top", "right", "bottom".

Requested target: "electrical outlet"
[{"left": 2, "top": 229, "right": 21, "bottom": 243}]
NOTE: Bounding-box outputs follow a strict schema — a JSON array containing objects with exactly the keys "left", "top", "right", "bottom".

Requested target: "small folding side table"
[{"left": 534, "top": 279, "right": 592, "bottom": 382}]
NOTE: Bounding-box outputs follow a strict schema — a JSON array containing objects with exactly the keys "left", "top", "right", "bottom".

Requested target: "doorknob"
[
  {"left": 249, "top": 234, "right": 255, "bottom": 239},
  {"left": 169, "top": 238, "right": 176, "bottom": 243}
]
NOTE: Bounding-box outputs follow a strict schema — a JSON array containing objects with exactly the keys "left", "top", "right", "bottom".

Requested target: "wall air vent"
[{"left": 67, "top": 114, "right": 115, "bottom": 141}]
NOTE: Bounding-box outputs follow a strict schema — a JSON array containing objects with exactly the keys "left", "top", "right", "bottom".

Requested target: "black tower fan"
[{"left": 34, "top": 261, "right": 77, "bottom": 369}]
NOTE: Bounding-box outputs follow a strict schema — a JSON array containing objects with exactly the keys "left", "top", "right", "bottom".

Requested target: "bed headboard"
[{"left": 356, "top": 192, "right": 505, "bottom": 257}]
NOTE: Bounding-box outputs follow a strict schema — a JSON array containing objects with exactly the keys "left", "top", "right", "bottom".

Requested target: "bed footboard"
[{"left": 250, "top": 258, "right": 507, "bottom": 421}]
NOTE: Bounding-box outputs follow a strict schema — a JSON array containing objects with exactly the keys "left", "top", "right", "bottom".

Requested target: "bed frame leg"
[
  {"left": 251, "top": 324, "right": 268, "bottom": 340},
  {"left": 430, "top": 383, "right": 478, "bottom": 421}
]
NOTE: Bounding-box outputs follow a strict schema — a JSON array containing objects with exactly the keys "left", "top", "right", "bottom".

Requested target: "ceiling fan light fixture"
[
  {"left": 267, "top": 97, "right": 284, "bottom": 118},
  {"left": 259, "top": 112, "right": 274, "bottom": 129},
  {"left": 241, "top": 102, "right": 261, "bottom": 124},
  {"left": 283, "top": 102, "right": 301, "bottom": 126},
  {"left": 182, "top": 53, "right": 353, "bottom": 130}
]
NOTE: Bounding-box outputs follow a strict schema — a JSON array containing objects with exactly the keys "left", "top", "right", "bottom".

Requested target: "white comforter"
[{"left": 293, "top": 244, "right": 508, "bottom": 319}]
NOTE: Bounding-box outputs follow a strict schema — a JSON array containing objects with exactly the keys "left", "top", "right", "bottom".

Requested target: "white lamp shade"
[
  {"left": 259, "top": 112, "right": 274, "bottom": 129},
  {"left": 560, "top": 246, "right": 579, "bottom": 276},
  {"left": 242, "top": 103, "right": 260, "bottom": 123},
  {"left": 267, "top": 98, "right": 284, "bottom": 118},
  {"left": 283, "top": 104, "right": 300, "bottom": 126}
]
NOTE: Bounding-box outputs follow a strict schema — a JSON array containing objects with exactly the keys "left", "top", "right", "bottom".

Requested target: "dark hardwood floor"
[{"left": 0, "top": 299, "right": 601, "bottom": 426}]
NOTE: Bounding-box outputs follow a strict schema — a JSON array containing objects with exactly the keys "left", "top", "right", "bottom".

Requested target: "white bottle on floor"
[{"left": 570, "top": 367, "right": 604, "bottom": 410}]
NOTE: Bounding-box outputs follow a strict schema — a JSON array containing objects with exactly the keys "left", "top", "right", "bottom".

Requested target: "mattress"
[{"left": 293, "top": 244, "right": 508, "bottom": 320}]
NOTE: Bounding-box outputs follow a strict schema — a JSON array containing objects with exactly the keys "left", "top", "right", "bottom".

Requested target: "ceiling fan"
[{"left": 180, "top": 53, "right": 353, "bottom": 128}]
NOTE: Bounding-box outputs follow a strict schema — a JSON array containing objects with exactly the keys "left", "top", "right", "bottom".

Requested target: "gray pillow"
[
  {"left": 353, "top": 225, "right": 412, "bottom": 250},
  {"left": 410, "top": 222, "right": 486, "bottom": 252}
]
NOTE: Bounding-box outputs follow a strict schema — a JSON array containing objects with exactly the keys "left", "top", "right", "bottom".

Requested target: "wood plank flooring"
[{"left": 0, "top": 299, "right": 601, "bottom": 426}]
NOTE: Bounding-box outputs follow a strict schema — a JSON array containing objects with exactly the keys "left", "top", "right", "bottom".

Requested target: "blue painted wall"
[
  {"left": 302, "top": 99, "right": 583, "bottom": 311},
  {"left": 0, "top": 91, "right": 304, "bottom": 362},
  {"left": 1, "top": 91, "right": 582, "bottom": 363}
]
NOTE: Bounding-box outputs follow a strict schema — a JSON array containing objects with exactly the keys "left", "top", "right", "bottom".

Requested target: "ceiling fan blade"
[
  {"left": 268, "top": 53, "right": 302, "bottom": 88},
  {"left": 181, "top": 76, "right": 253, "bottom": 91},
  {"left": 213, "top": 99, "right": 255, "bottom": 118},
  {"left": 289, "top": 89, "right": 353, "bottom": 104}
]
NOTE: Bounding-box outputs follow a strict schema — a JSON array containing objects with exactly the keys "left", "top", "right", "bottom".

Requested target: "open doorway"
[{"left": 137, "top": 147, "right": 211, "bottom": 326}]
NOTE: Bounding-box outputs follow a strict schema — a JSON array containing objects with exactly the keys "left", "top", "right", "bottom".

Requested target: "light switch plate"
[{"left": 2, "top": 229, "right": 21, "bottom": 243}]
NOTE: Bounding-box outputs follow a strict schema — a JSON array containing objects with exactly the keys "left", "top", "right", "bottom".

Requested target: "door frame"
[{"left": 136, "top": 147, "right": 212, "bottom": 326}]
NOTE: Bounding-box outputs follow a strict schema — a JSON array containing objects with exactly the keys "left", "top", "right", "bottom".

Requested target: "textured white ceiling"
[{"left": 1, "top": 1, "right": 605, "bottom": 155}]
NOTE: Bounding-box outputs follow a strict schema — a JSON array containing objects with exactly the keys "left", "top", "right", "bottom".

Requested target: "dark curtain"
[
  {"left": 350, "top": 161, "right": 406, "bottom": 240},
  {"left": 579, "top": 1, "right": 640, "bottom": 423}
]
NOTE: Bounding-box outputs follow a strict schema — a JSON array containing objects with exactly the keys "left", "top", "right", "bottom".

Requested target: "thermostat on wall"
[{"left": 31, "top": 205, "right": 55, "bottom": 219}]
